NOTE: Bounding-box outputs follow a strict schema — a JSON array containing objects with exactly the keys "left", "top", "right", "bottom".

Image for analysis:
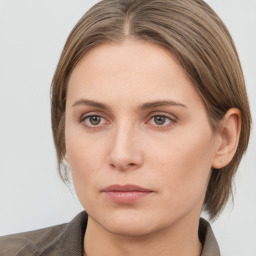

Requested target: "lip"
[{"left": 102, "top": 184, "right": 154, "bottom": 204}]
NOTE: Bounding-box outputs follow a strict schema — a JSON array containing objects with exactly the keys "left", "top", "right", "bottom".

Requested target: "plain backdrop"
[{"left": 0, "top": 0, "right": 255, "bottom": 255}]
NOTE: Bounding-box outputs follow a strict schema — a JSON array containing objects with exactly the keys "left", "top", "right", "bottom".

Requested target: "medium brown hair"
[{"left": 51, "top": 0, "right": 251, "bottom": 219}]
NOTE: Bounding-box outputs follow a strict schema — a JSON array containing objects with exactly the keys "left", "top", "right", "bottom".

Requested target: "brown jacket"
[{"left": 0, "top": 212, "right": 220, "bottom": 255}]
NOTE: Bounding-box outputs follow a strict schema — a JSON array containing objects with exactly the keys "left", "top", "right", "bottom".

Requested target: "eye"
[
  {"left": 81, "top": 115, "right": 109, "bottom": 128},
  {"left": 148, "top": 114, "right": 175, "bottom": 128}
]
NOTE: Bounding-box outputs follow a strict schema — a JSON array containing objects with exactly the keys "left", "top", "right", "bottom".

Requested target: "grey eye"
[
  {"left": 88, "top": 116, "right": 102, "bottom": 125},
  {"left": 81, "top": 114, "right": 110, "bottom": 129},
  {"left": 153, "top": 115, "right": 167, "bottom": 125}
]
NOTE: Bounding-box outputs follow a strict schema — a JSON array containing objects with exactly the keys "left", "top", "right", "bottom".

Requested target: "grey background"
[{"left": 0, "top": 1, "right": 255, "bottom": 255}]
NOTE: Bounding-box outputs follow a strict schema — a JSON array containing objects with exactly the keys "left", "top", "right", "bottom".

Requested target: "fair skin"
[{"left": 65, "top": 39, "right": 240, "bottom": 256}]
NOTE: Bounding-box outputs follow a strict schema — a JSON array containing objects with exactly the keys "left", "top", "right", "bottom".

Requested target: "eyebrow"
[
  {"left": 72, "top": 99, "right": 108, "bottom": 109},
  {"left": 140, "top": 100, "right": 187, "bottom": 110},
  {"left": 72, "top": 99, "right": 187, "bottom": 110}
]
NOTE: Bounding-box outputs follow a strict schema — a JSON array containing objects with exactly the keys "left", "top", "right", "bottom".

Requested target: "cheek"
[
  {"left": 150, "top": 126, "right": 215, "bottom": 203},
  {"left": 65, "top": 127, "right": 108, "bottom": 204},
  {"left": 66, "top": 123, "right": 106, "bottom": 169},
  {"left": 67, "top": 138, "right": 104, "bottom": 183},
  {"left": 67, "top": 143, "right": 105, "bottom": 213}
]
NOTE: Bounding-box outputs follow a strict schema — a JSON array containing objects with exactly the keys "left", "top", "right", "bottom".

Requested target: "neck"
[{"left": 84, "top": 215, "right": 202, "bottom": 256}]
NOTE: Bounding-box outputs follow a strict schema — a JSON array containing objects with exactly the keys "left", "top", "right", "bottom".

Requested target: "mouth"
[{"left": 101, "top": 184, "right": 154, "bottom": 204}]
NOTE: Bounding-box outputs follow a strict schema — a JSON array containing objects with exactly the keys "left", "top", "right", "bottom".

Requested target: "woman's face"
[{"left": 65, "top": 40, "right": 220, "bottom": 236}]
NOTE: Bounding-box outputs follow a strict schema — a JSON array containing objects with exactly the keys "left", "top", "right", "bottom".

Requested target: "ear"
[{"left": 212, "top": 108, "right": 241, "bottom": 169}]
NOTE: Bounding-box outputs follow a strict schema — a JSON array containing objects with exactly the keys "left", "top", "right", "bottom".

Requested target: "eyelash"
[
  {"left": 79, "top": 113, "right": 176, "bottom": 130},
  {"left": 80, "top": 114, "right": 110, "bottom": 129},
  {"left": 147, "top": 114, "right": 176, "bottom": 129}
]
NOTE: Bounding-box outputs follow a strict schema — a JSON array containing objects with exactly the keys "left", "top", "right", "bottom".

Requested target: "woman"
[{"left": 0, "top": 0, "right": 251, "bottom": 255}]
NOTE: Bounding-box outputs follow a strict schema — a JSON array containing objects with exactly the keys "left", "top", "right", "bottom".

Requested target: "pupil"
[
  {"left": 154, "top": 116, "right": 165, "bottom": 125},
  {"left": 90, "top": 116, "right": 101, "bottom": 125}
]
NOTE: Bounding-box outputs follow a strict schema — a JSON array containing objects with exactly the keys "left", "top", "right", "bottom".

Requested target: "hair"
[{"left": 51, "top": 0, "right": 251, "bottom": 220}]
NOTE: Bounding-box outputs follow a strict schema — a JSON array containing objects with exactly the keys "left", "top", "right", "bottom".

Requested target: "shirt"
[{"left": 0, "top": 212, "right": 220, "bottom": 255}]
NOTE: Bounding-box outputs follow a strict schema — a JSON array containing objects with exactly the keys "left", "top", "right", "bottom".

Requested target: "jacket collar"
[
  {"left": 54, "top": 212, "right": 220, "bottom": 256},
  {"left": 21, "top": 212, "right": 220, "bottom": 255},
  {"left": 199, "top": 218, "right": 221, "bottom": 256}
]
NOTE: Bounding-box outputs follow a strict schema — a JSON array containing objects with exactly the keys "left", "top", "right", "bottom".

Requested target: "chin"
[
  {"left": 104, "top": 220, "right": 156, "bottom": 237},
  {"left": 90, "top": 209, "right": 167, "bottom": 237}
]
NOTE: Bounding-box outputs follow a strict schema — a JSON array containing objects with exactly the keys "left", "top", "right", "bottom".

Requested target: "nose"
[{"left": 107, "top": 122, "right": 143, "bottom": 171}]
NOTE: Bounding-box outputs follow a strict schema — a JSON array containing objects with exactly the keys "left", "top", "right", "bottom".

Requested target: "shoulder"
[
  {"left": 0, "top": 224, "right": 67, "bottom": 256},
  {"left": 0, "top": 211, "right": 88, "bottom": 256}
]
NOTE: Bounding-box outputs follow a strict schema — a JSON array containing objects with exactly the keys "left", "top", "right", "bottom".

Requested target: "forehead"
[{"left": 67, "top": 39, "right": 204, "bottom": 110}]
